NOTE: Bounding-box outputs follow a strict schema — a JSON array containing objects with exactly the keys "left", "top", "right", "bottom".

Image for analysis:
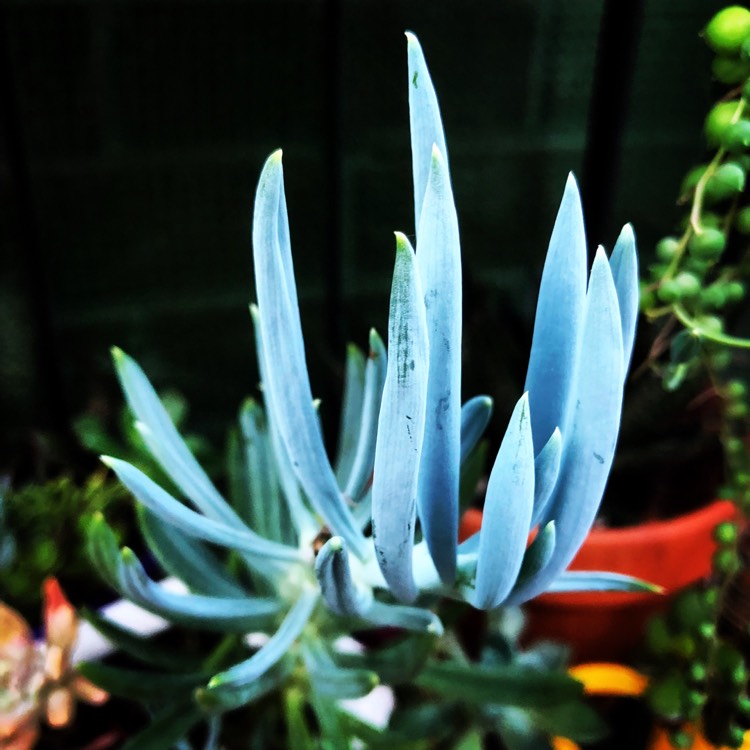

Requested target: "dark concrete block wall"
[{"left": 0, "top": 0, "right": 729, "bottom": 452}]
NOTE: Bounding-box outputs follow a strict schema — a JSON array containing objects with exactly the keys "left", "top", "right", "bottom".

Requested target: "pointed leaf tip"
[{"left": 404, "top": 30, "right": 418, "bottom": 46}]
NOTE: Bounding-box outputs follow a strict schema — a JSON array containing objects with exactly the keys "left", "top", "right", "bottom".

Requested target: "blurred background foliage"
[{"left": 0, "top": 0, "right": 734, "bottom": 513}]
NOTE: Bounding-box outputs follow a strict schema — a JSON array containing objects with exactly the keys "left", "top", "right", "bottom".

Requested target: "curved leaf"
[
  {"left": 102, "top": 456, "right": 300, "bottom": 572},
  {"left": 335, "top": 344, "right": 367, "bottom": 483},
  {"left": 112, "top": 347, "right": 238, "bottom": 527},
  {"left": 344, "top": 329, "right": 387, "bottom": 503},
  {"left": 531, "top": 427, "right": 562, "bottom": 527},
  {"left": 473, "top": 393, "right": 535, "bottom": 609},
  {"left": 460, "top": 396, "right": 493, "bottom": 464},
  {"left": 416, "top": 145, "right": 462, "bottom": 584},
  {"left": 609, "top": 223, "right": 639, "bottom": 372},
  {"left": 406, "top": 32, "right": 449, "bottom": 233},
  {"left": 208, "top": 588, "right": 318, "bottom": 689},
  {"left": 545, "top": 571, "right": 661, "bottom": 594},
  {"left": 118, "top": 547, "right": 283, "bottom": 632},
  {"left": 315, "top": 536, "right": 373, "bottom": 617},
  {"left": 138, "top": 505, "right": 246, "bottom": 598},
  {"left": 523, "top": 174, "right": 587, "bottom": 452},
  {"left": 252, "top": 152, "right": 366, "bottom": 557},
  {"left": 372, "top": 233, "right": 429, "bottom": 603}
]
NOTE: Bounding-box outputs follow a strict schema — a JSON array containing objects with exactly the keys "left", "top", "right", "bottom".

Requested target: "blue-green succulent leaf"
[
  {"left": 208, "top": 588, "right": 319, "bottom": 689},
  {"left": 249, "top": 304, "right": 318, "bottom": 544},
  {"left": 514, "top": 248, "right": 625, "bottom": 602},
  {"left": 415, "top": 145, "right": 462, "bottom": 584},
  {"left": 531, "top": 427, "right": 562, "bottom": 526},
  {"left": 372, "top": 233, "right": 429, "bottom": 603},
  {"left": 460, "top": 395, "right": 493, "bottom": 464},
  {"left": 473, "top": 393, "right": 535, "bottom": 609},
  {"left": 344, "top": 329, "right": 387, "bottom": 502},
  {"left": 335, "top": 344, "right": 366, "bottom": 484},
  {"left": 363, "top": 600, "right": 444, "bottom": 636},
  {"left": 117, "top": 547, "right": 283, "bottom": 632},
  {"left": 609, "top": 223, "right": 639, "bottom": 371},
  {"left": 102, "top": 456, "right": 301, "bottom": 571},
  {"left": 238, "top": 399, "right": 294, "bottom": 545},
  {"left": 523, "top": 174, "right": 587, "bottom": 452},
  {"left": 546, "top": 571, "right": 661, "bottom": 594},
  {"left": 112, "top": 347, "right": 239, "bottom": 527},
  {"left": 315, "top": 536, "right": 373, "bottom": 617},
  {"left": 197, "top": 657, "right": 295, "bottom": 713},
  {"left": 510, "top": 521, "right": 556, "bottom": 593},
  {"left": 406, "top": 32, "right": 449, "bottom": 233},
  {"left": 252, "top": 152, "right": 367, "bottom": 558},
  {"left": 137, "top": 505, "right": 247, "bottom": 598}
]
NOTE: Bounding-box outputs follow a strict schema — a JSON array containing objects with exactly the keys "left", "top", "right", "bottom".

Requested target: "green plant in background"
[
  {"left": 0, "top": 473, "right": 130, "bottom": 621},
  {"left": 640, "top": 5, "right": 750, "bottom": 748},
  {"left": 79, "top": 33, "right": 647, "bottom": 749},
  {"left": 75, "top": 388, "right": 220, "bottom": 495}
]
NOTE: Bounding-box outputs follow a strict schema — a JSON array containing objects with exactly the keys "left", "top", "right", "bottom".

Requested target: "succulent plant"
[{"left": 84, "top": 32, "right": 647, "bottom": 747}]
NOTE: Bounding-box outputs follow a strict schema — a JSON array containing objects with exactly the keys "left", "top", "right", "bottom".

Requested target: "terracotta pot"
[{"left": 459, "top": 500, "right": 739, "bottom": 663}]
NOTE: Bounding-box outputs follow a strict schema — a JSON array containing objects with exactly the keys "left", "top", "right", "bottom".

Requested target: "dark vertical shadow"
[
  {"left": 580, "top": 0, "right": 645, "bottom": 254},
  {"left": 0, "top": 7, "right": 70, "bottom": 437},
  {"left": 323, "top": 0, "right": 344, "bottom": 355}
]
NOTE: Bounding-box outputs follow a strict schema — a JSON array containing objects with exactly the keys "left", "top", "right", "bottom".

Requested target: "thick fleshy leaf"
[
  {"left": 208, "top": 588, "right": 318, "bottom": 689},
  {"left": 117, "top": 547, "right": 283, "bottom": 632},
  {"left": 545, "top": 571, "right": 661, "bottom": 594},
  {"left": 102, "top": 456, "right": 301, "bottom": 572},
  {"left": 138, "top": 505, "right": 247, "bottom": 598},
  {"left": 335, "top": 344, "right": 366, "bottom": 483},
  {"left": 112, "top": 348, "right": 239, "bottom": 527},
  {"left": 362, "top": 600, "right": 444, "bottom": 636},
  {"left": 197, "top": 657, "right": 295, "bottom": 713},
  {"left": 315, "top": 536, "right": 373, "bottom": 617},
  {"left": 609, "top": 223, "right": 639, "bottom": 371},
  {"left": 509, "top": 522, "right": 556, "bottom": 595},
  {"left": 249, "top": 304, "right": 318, "bottom": 544},
  {"left": 460, "top": 396, "right": 493, "bottom": 464},
  {"left": 406, "top": 32, "right": 449, "bottom": 233},
  {"left": 344, "top": 329, "right": 387, "bottom": 502},
  {"left": 372, "top": 233, "right": 430, "bottom": 603},
  {"left": 473, "top": 393, "right": 535, "bottom": 609},
  {"left": 531, "top": 428, "right": 562, "bottom": 526},
  {"left": 523, "top": 174, "right": 587, "bottom": 452},
  {"left": 119, "top": 700, "right": 204, "bottom": 750},
  {"left": 514, "top": 249, "right": 625, "bottom": 602},
  {"left": 415, "top": 145, "right": 462, "bottom": 583},
  {"left": 252, "top": 152, "right": 366, "bottom": 557},
  {"left": 238, "top": 399, "right": 294, "bottom": 545}
]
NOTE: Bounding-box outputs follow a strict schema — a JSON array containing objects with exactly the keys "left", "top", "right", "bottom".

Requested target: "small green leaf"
[
  {"left": 120, "top": 699, "right": 204, "bottom": 750},
  {"left": 415, "top": 661, "right": 583, "bottom": 708},
  {"left": 78, "top": 661, "right": 209, "bottom": 701}
]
